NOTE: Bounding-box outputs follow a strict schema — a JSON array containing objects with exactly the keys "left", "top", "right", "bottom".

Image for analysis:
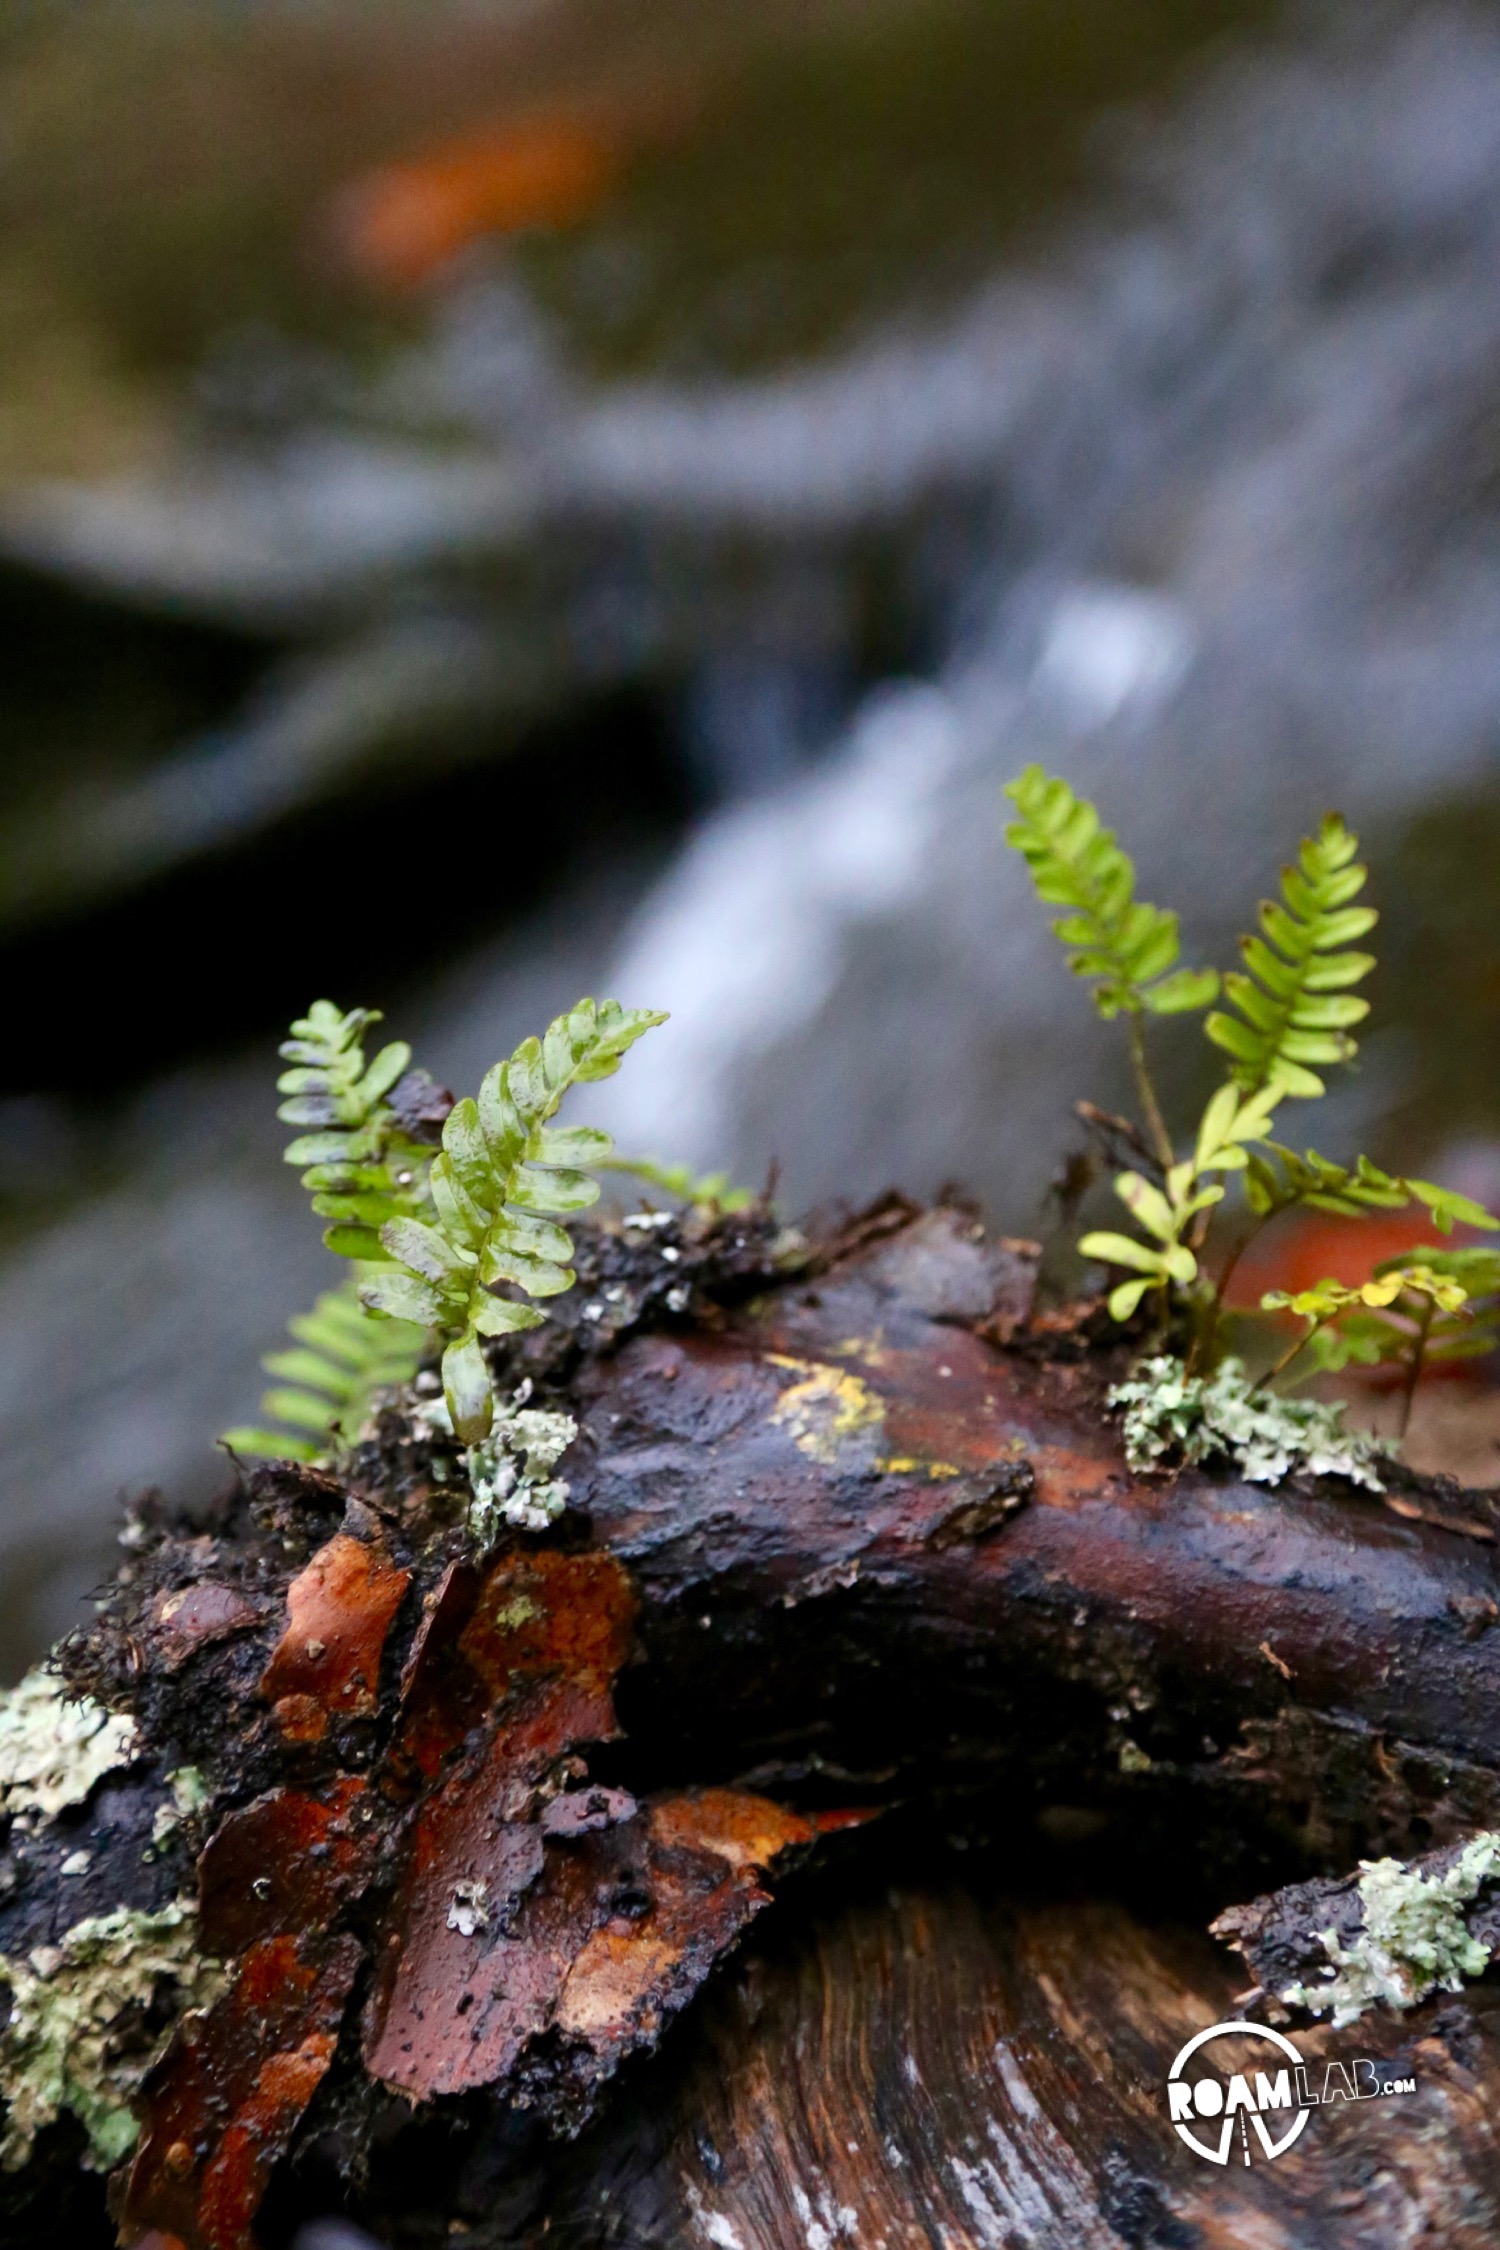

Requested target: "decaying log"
[
  {"left": 500, "top": 1884, "right": 1500, "bottom": 2250},
  {"left": 6, "top": 1195, "right": 1500, "bottom": 2246}
]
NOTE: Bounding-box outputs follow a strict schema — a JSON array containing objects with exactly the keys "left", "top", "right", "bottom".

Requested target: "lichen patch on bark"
[
  {"left": 0, "top": 1900, "right": 225, "bottom": 2172},
  {"left": 765, "top": 1356, "right": 887, "bottom": 1467},
  {"left": 0, "top": 1670, "right": 139, "bottom": 1821}
]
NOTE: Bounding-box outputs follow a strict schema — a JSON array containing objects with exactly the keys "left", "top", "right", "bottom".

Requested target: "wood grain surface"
[{"left": 528, "top": 1884, "right": 1500, "bottom": 2250}]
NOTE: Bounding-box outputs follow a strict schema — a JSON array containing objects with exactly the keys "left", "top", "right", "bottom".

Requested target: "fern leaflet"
[
  {"left": 1004, "top": 766, "right": 1219, "bottom": 1020},
  {"left": 1205, "top": 815, "right": 1376, "bottom": 1099},
  {"left": 1243, "top": 1144, "right": 1498, "bottom": 1233},
  {"left": 1261, "top": 1258, "right": 1495, "bottom": 1427},
  {"left": 359, "top": 997, "right": 666, "bottom": 1442},
  {"left": 222, "top": 1278, "right": 427, "bottom": 1463},
  {"left": 278, "top": 1000, "right": 440, "bottom": 1258}
]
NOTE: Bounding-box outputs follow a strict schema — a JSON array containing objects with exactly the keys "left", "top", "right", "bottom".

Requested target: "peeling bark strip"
[
  {"left": 363, "top": 1549, "right": 819, "bottom": 2106},
  {"left": 123, "top": 1931, "right": 361, "bottom": 2249},
  {"left": 10, "top": 1199, "right": 1500, "bottom": 2246},
  {"left": 364, "top": 1545, "right": 635, "bottom": 2097},
  {"left": 364, "top": 1786, "right": 818, "bottom": 2103},
  {"left": 196, "top": 1778, "right": 380, "bottom": 1958},
  {"left": 259, "top": 1533, "right": 410, "bottom": 1741},
  {"left": 114, "top": 1531, "right": 824, "bottom": 2247}
]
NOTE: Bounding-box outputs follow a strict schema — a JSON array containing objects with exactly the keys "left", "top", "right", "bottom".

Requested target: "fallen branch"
[{"left": 5, "top": 1198, "right": 1500, "bottom": 2245}]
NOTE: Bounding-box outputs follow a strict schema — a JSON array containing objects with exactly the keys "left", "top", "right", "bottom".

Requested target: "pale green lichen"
[
  {"left": 0, "top": 1669, "right": 138, "bottom": 1821},
  {"left": 1283, "top": 1831, "right": 1500, "bottom": 2029},
  {"left": 149, "top": 1764, "right": 211, "bottom": 1852},
  {"left": 413, "top": 1377, "right": 578, "bottom": 1540},
  {"left": 463, "top": 1382, "right": 578, "bottom": 1543},
  {"left": 1107, "top": 1355, "right": 1389, "bottom": 1490},
  {"left": 0, "top": 1901, "right": 227, "bottom": 2170}
]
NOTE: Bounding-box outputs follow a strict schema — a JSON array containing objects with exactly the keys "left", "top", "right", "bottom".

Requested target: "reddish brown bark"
[{"left": 124, "top": 1931, "right": 362, "bottom": 2249}]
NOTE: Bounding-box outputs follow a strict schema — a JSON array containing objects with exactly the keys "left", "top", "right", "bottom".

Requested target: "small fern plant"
[
  {"left": 225, "top": 994, "right": 666, "bottom": 1471},
  {"left": 358, "top": 998, "right": 665, "bottom": 1443},
  {"left": 1004, "top": 766, "right": 1498, "bottom": 1465}
]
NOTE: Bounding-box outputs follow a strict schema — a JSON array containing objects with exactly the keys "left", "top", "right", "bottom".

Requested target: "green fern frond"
[
  {"left": 222, "top": 1277, "right": 428, "bottom": 1464},
  {"left": 1205, "top": 816, "right": 1376, "bottom": 1099},
  {"left": 1004, "top": 766, "right": 1218, "bottom": 1020},
  {"left": 1371, "top": 1247, "right": 1500, "bottom": 1369},
  {"left": 597, "top": 1154, "right": 756, "bottom": 1214},
  {"left": 359, "top": 997, "right": 667, "bottom": 1443},
  {"left": 1265, "top": 1257, "right": 1498, "bottom": 1401},
  {"left": 1242, "top": 1145, "right": 1499, "bottom": 1234},
  {"left": 279, "top": 999, "right": 439, "bottom": 1259}
]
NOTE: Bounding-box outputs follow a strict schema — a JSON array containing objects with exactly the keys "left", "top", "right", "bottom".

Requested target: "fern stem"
[
  {"left": 1126, "top": 1016, "right": 1175, "bottom": 1174},
  {"left": 1184, "top": 1288, "right": 1218, "bottom": 1379},
  {"left": 1251, "top": 1313, "right": 1333, "bottom": 1396},
  {"left": 1399, "top": 1297, "right": 1435, "bottom": 1440},
  {"left": 1190, "top": 1216, "right": 1269, "bottom": 1374}
]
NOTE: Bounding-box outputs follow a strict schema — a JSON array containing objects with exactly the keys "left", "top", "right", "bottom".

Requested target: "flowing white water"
[
  {"left": 585, "top": 4, "right": 1500, "bottom": 1208},
  {"left": 5, "top": 2, "right": 1500, "bottom": 1664}
]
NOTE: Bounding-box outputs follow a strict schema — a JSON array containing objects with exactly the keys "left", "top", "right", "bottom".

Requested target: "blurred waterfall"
[
  {"left": 585, "top": 4, "right": 1500, "bottom": 1206},
  {"left": 4, "top": 3, "right": 1500, "bottom": 1667}
]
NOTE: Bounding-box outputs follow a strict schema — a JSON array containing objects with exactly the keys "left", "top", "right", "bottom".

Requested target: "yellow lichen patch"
[
  {"left": 765, "top": 1355, "right": 885, "bottom": 1465},
  {"left": 832, "top": 1334, "right": 888, "bottom": 1368},
  {"left": 0, "top": 1668, "right": 138, "bottom": 1821},
  {"left": 487, "top": 1595, "right": 540, "bottom": 1634},
  {"left": 877, "top": 1457, "right": 963, "bottom": 1480}
]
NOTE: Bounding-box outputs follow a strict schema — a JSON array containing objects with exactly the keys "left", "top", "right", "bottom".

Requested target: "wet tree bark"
[
  {"left": 560, "top": 1204, "right": 1500, "bottom": 1876},
  {"left": 7, "top": 1199, "right": 1500, "bottom": 2247}
]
